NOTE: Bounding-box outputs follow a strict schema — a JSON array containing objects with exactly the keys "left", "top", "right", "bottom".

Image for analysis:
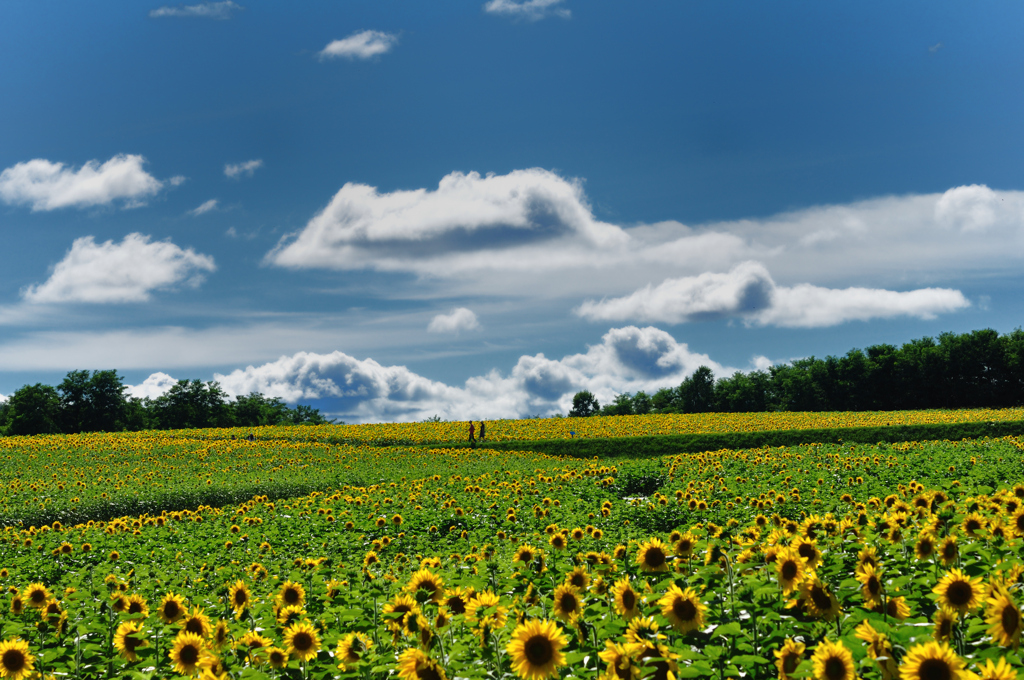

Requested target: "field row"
[{"left": 0, "top": 435, "right": 1022, "bottom": 679}]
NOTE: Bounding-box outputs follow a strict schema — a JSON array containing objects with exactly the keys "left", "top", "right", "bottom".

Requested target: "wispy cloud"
[
  {"left": 224, "top": 159, "right": 263, "bottom": 179},
  {"left": 189, "top": 199, "right": 219, "bottom": 216},
  {"left": 149, "top": 1, "right": 242, "bottom": 19},
  {"left": 23, "top": 233, "right": 216, "bottom": 304},
  {"left": 575, "top": 261, "right": 970, "bottom": 328},
  {"left": 484, "top": 0, "right": 570, "bottom": 21},
  {"left": 427, "top": 308, "right": 480, "bottom": 333},
  {"left": 0, "top": 154, "right": 165, "bottom": 211},
  {"left": 319, "top": 30, "right": 398, "bottom": 60}
]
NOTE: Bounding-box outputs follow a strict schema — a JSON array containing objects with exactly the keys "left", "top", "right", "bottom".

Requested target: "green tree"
[
  {"left": 631, "top": 391, "right": 652, "bottom": 415},
  {"left": 679, "top": 366, "right": 716, "bottom": 413},
  {"left": 6, "top": 384, "right": 61, "bottom": 435},
  {"left": 601, "top": 393, "right": 634, "bottom": 416},
  {"left": 151, "top": 380, "right": 231, "bottom": 429},
  {"left": 568, "top": 390, "right": 600, "bottom": 417}
]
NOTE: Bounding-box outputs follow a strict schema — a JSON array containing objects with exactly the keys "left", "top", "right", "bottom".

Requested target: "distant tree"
[
  {"left": 7, "top": 384, "right": 61, "bottom": 435},
  {"left": 651, "top": 387, "right": 677, "bottom": 412},
  {"left": 601, "top": 393, "right": 634, "bottom": 416},
  {"left": 568, "top": 390, "right": 600, "bottom": 417},
  {"left": 151, "top": 380, "right": 231, "bottom": 429},
  {"left": 631, "top": 390, "right": 652, "bottom": 415},
  {"left": 58, "top": 370, "right": 128, "bottom": 433},
  {"left": 288, "top": 404, "right": 333, "bottom": 425},
  {"left": 232, "top": 392, "right": 291, "bottom": 427},
  {"left": 679, "top": 366, "right": 716, "bottom": 413}
]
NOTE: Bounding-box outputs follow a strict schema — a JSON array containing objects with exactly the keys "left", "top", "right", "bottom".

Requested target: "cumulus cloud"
[
  {"left": 189, "top": 199, "right": 218, "bottom": 216},
  {"left": 126, "top": 372, "right": 178, "bottom": 400},
  {"left": 265, "top": 173, "right": 1024, "bottom": 304},
  {"left": 319, "top": 30, "right": 398, "bottom": 60},
  {"left": 0, "top": 154, "right": 165, "bottom": 211},
  {"left": 212, "top": 325, "right": 741, "bottom": 422},
  {"left": 149, "top": 1, "right": 242, "bottom": 19},
  {"left": 22, "top": 233, "right": 216, "bottom": 304},
  {"left": 266, "top": 168, "right": 626, "bottom": 272},
  {"left": 427, "top": 307, "right": 480, "bottom": 333},
  {"left": 224, "top": 159, "right": 263, "bottom": 179},
  {"left": 484, "top": 0, "right": 570, "bottom": 21},
  {"left": 576, "top": 262, "right": 970, "bottom": 328}
]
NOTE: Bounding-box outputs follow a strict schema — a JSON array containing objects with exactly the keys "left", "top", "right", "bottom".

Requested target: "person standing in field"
[
  {"left": 479, "top": 421, "right": 486, "bottom": 441},
  {"left": 468, "top": 421, "right": 476, "bottom": 443}
]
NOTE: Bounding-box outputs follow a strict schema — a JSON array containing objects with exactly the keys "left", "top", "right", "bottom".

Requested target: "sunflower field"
[{"left": 1, "top": 425, "right": 1024, "bottom": 680}]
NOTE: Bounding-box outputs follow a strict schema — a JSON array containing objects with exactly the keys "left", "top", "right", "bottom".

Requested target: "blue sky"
[{"left": 2, "top": 0, "right": 1024, "bottom": 422}]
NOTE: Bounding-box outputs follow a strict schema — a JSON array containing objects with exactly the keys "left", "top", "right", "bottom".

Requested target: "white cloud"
[
  {"left": 319, "top": 30, "right": 398, "bottom": 60},
  {"left": 126, "top": 372, "right": 178, "bottom": 400},
  {"left": 189, "top": 199, "right": 218, "bottom": 216},
  {"left": 484, "top": 0, "right": 570, "bottom": 21},
  {"left": 0, "top": 392, "right": 7, "bottom": 404},
  {"left": 427, "top": 307, "right": 480, "bottom": 333},
  {"left": 22, "top": 233, "right": 216, "bottom": 304},
  {"left": 149, "top": 1, "right": 242, "bottom": 19},
  {"left": 266, "top": 168, "right": 626, "bottom": 272},
  {"left": 575, "top": 261, "right": 970, "bottom": 328},
  {"left": 213, "top": 325, "right": 741, "bottom": 422},
  {"left": 0, "top": 154, "right": 165, "bottom": 211},
  {"left": 224, "top": 159, "right": 263, "bottom": 179},
  {"left": 265, "top": 173, "right": 1024, "bottom": 305}
]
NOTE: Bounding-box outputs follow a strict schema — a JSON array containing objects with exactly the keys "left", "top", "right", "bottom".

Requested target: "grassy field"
[{"left": 1, "top": 417, "right": 1023, "bottom": 680}]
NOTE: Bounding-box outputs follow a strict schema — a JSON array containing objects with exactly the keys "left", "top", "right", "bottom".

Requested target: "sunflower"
[
  {"left": 549, "top": 534, "right": 567, "bottom": 551},
  {"left": 506, "top": 619, "right": 568, "bottom": 680},
  {"left": 276, "top": 581, "right": 306, "bottom": 609},
  {"left": 465, "top": 590, "right": 507, "bottom": 628},
  {"left": 658, "top": 585, "right": 705, "bottom": 634},
  {"left": 934, "top": 607, "right": 956, "bottom": 642},
  {"left": 811, "top": 639, "right": 854, "bottom": 680},
  {"left": 775, "top": 547, "right": 805, "bottom": 595},
  {"left": 854, "top": 621, "right": 898, "bottom": 680},
  {"left": 975, "top": 657, "right": 1018, "bottom": 680},
  {"left": 856, "top": 563, "right": 884, "bottom": 608},
  {"left": 335, "top": 632, "right": 374, "bottom": 671},
  {"left": 407, "top": 569, "right": 445, "bottom": 603},
  {"left": 610, "top": 578, "right": 642, "bottom": 620},
  {"left": 169, "top": 631, "right": 205, "bottom": 675},
  {"left": 276, "top": 604, "right": 305, "bottom": 627},
  {"left": 113, "top": 621, "right": 148, "bottom": 662},
  {"left": 125, "top": 594, "right": 149, "bottom": 619},
  {"left": 962, "top": 512, "right": 987, "bottom": 538},
  {"left": 238, "top": 631, "right": 273, "bottom": 662},
  {"left": 397, "top": 648, "right": 447, "bottom": 680},
  {"left": 673, "top": 533, "right": 696, "bottom": 558},
  {"left": 180, "top": 606, "right": 212, "bottom": 638},
  {"left": 1011, "top": 509, "right": 1024, "bottom": 537},
  {"left": 21, "top": 584, "right": 50, "bottom": 610},
  {"left": 800, "top": 573, "right": 841, "bottom": 621},
  {"left": 792, "top": 537, "right": 822, "bottom": 569},
  {"left": 857, "top": 545, "right": 880, "bottom": 571},
  {"left": 625, "top": 616, "right": 666, "bottom": 645},
  {"left": 211, "top": 619, "right": 231, "bottom": 649},
  {"left": 634, "top": 641, "right": 678, "bottom": 680},
  {"left": 565, "top": 566, "right": 590, "bottom": 590},
  {"left": 598, "top": 640, "right": 643, "bottom": 680},
  {"left": 513, "top": 544, "right": 539, "bottom": 565},
  {"left": 774, "top": 639, "right": 805, "bottom": 680},
  {"left": 933, "top": 569, "right": 983, "bottom": 615},
  {"left": 635, "top": 538, "right": 670, "bottom": 572},
  {"left": 985, "top": 590, "right": 1021, "bottom": 648},
  {"left": 265, "top": 646, "right": 289, "bottom": 670},
  {"left": 551, "top": 585, "right": 582, "bottom": 622},
  {"left": 283, "top": 620, "right": 320, "bottom": 662},
  {"left": 226, "top": 580, "right": 251, "bottom": 618},
  {"left": 898, "top": 641, "right": 966, "bottom": 680},
  {"left": 876, "top": 593, "right": 911, "bottom": 621},
  {"left": 938, "top": 535, "right": 959, "bottom": 566},
  {"left": 915, "top": 532, "right": 936, "bottom": 561},
  {"left": 0, "top": 638, "right": 35, "bottom": 680},
  {"left": 441, "top": 587, "right": 474, "bottom": 615},
  {"left": 158, "top": 592, "right": 187, "bottom": 624},
  {"left": 8, "top": 597, "right": 23, "bottom": 616},
  {"left": 383, "top": 594, "right": 421, "bottom": 633}
]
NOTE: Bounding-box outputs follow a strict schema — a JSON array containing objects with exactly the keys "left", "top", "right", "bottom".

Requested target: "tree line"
[
  {"left": 569, "top": 327, "right": 1024, "bottom": 416},
  {"left": 0, "top": 370, "right": 333, "bottom": 436}
]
